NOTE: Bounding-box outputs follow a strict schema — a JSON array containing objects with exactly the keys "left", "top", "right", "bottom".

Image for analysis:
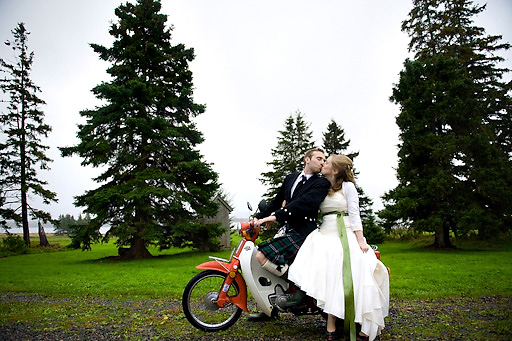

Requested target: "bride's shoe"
[
  {"left": 326, "top": 331, "right": 337, "bottom": 340},
  {"left": 356, "top": 334, "right": 369, "bottom": 341}
]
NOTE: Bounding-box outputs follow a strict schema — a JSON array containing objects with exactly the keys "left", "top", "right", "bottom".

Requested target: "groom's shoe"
[
  {"left": 247, "top": 309, "right": 278, "bottom": 322},
  {"left": 276, "top": 289, "right": 306, "bottom": 311}
]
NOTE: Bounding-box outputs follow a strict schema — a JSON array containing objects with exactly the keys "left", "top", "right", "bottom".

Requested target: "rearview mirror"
[{"left": 258, "top": 199, "right": 267, "bottom": 212}]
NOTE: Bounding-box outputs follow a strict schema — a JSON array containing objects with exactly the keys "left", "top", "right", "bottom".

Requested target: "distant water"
[
  {"left": 2, "top": 221, "right": 110, "bottom": 234},
  {"left": 3, "top": 218, "right": 245, "bottom": 235}
]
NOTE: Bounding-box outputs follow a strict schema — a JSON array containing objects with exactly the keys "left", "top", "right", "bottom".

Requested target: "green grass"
[
  {"left": 377, "top": 238, "right": 512, "bottom": 299},
  {"left": 1, "top": 235, "right": 511, "bottom": 300},
  {"left": 0, "top": 236, "right": 235, "bottom": 299}
]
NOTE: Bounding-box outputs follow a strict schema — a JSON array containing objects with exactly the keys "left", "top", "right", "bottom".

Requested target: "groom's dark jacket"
[{"left": 256, "top": 171, "right": 330, "bottom": 237}]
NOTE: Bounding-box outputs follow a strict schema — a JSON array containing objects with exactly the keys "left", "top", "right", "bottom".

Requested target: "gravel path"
[{"left": 0, "top": 293, "right": 510, "bottom": 340}]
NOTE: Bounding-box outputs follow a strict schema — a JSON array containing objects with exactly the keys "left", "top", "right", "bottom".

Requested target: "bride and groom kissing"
[{"left": 251, "top": 148, "right": 389, "bottom": 341}]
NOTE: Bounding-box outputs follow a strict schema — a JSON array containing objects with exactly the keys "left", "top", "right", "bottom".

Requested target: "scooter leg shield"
[{"left": 262, "top": 260, "right": 289, "bottom": 277}]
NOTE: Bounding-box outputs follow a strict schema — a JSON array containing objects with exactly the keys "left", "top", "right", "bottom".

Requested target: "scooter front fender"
[{"left": 196, "top": 261, "right": 249, "bottom": 312}]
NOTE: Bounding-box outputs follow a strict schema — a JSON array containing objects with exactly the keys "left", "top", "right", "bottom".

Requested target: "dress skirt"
[{"left": 288, "top": 194, "right": 389, "bottom": 341}]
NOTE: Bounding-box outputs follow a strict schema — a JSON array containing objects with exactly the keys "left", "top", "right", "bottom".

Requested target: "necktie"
[{"left": 293, "top": 175, "right": 307, "bottom": 197}]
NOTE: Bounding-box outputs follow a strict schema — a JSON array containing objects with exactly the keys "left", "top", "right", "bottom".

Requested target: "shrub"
[{"left": 1, "top": 233, "right": 28, "bottom": 254}]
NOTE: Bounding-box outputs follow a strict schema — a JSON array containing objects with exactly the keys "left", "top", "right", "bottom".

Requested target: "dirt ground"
[{"left": 0, "top": 293, "right": 510, "bottom": 340}]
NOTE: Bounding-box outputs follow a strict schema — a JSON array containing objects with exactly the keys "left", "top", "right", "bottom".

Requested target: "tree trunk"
[
  {"left": 118, "top": 234, "right": 152, "bottom": 260},
  {"left": 38, "top": 221, "right": 50, "bottom": 247},
  {"left": 434, "top": 223, "right": 454, "bottom": 249},
  {"left": 21, "top": 190, "right": 30, "bottom": 246},
  {"left": 20, "top": 71, "right": 30, "bottom": 247}
]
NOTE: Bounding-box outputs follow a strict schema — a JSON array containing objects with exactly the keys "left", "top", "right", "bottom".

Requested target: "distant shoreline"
[
  {"left": 0, "top": 233, "right": 58, "bottom": 237},
  {"left": 2, "top": 217, "right": 245, "bottom": 235}
]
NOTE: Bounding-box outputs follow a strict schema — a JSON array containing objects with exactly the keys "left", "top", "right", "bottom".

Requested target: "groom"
[{"left": 249, "top": 148, "right": 330, "bottom": 320}]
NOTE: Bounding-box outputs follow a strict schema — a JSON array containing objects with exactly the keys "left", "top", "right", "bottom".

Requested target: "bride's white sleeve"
[{"left": 342, "top": 181, "right": 363, "bottom": 231}]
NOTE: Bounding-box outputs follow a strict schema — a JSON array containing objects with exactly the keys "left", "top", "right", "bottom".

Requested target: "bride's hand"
[
  {"left": 358, "top": 239, "right": 369, "bottom": 252},
  {"left": 355, "top": 231, "right": 369, "bottom": 252}
]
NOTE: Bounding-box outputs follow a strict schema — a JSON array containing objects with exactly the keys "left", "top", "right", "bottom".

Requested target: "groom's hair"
[{"left": 304, "top": 148, "right": 325, "bottom": 161}]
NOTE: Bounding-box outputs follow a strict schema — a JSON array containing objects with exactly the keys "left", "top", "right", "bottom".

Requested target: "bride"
[{"left": 288, "top": 154, "right": 389, "bottom": 341}]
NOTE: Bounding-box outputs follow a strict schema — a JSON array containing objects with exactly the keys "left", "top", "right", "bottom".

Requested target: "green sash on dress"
[{"left": 324, "top": 211, "right": 356, "bottom": 341}]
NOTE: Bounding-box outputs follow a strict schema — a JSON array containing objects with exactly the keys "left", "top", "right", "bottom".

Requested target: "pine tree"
[
  {"left": 322, "top": 119, "right": 358, "bottom": 160},
  {"left": 60, "top": 0, "right": 219, "bottom": 258},
  {"left": 55, "top": 214, "right": 75, "bottom": 236},
  {"left": 259, "top": 110, "right": 315, "bottom": 201},
  {"left": 322, "top": 120, "right": 384, "bottom": 244},
  {"left": 380, "top": 0, "right": 512, "bottom": 247},
  {"left": 0, "top": 23, "right": 57, "bottom": 245},
  {"left": 54, "top": 213, "right": 91, "bottom": 236}
]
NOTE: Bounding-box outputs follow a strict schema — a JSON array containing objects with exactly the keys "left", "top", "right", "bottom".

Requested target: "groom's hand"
[{"left": 255, "top": 215, "right": 276, "bottom": 228}]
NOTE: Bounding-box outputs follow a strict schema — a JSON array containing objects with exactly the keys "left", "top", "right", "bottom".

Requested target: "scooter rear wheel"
[{"left": 182, "top": 270, "right": 243, "bottom": 331}]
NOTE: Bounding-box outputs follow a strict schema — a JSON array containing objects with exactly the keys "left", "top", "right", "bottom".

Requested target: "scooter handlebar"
[{"left": 237, "top": 221, "right": 260, "bottom": 242}]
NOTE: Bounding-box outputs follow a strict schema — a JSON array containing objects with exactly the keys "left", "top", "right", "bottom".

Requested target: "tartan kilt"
[{"left": 257, "top": 231, "right": 306, "bottom": 266}]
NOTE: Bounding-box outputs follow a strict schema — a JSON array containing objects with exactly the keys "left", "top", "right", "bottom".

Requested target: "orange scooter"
[{"left": 182, "top": 201, "right": 386, "bottom": 332}]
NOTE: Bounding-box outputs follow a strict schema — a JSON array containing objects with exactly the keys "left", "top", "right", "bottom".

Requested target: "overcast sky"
[{"left": 1, "top": 0, "right": 511, "bottom": 230}]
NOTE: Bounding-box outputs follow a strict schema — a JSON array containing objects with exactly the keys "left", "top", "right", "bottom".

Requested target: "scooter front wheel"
[{"left": 182, "top": 270, "right": 243, "bottom": 331}]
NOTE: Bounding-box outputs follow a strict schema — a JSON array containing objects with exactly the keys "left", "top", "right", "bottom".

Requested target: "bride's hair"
[{"left": 329, "top": 154, "right": 355, "bottom": 194}]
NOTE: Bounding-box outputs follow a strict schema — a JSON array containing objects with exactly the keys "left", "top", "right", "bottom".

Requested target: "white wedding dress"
[{"left": 288, "top": 187, "right": 389, "bottom": 341}]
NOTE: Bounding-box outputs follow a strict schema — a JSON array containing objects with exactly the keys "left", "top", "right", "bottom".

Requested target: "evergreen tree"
[
  {"left": 54, "top": 213, "right": 91, "bottom": 236},
  {"left": 381, "top": 56, "right": 466, "bottom": 247},
  {"left": 379, "top": 0, "right": 512, "bottom": 247},
  {"left": 55, "top": 214, "right": 76, "bottom": 236},
  {"left": 259, "top": 110, "right": 315, "bottom": 201},
  {"left": 322, "top": 120, "right": 384, "bottom": 244},
  {"left": 0, "top": 23, "right": 57, "bottom": 245},
  {"left": 322, "top": 119, "right": 358, "bottom": 161},
  {"left": 60, "top": 0, "right": 219, "bottom": 258}
]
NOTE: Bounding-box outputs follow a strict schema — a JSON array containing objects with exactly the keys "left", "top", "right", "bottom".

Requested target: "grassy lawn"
[
  {"left": 1, "top": 234, "right": 510, "bottom": 299},
  {"left": 376, "top": 238, "right": 512, "bottom": 299},
  {"left": 0, "top": 235, "right": 228, "bottom": 299},
  {"left": 0, "top": 234, "right": 511, "bottom": 340}
]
